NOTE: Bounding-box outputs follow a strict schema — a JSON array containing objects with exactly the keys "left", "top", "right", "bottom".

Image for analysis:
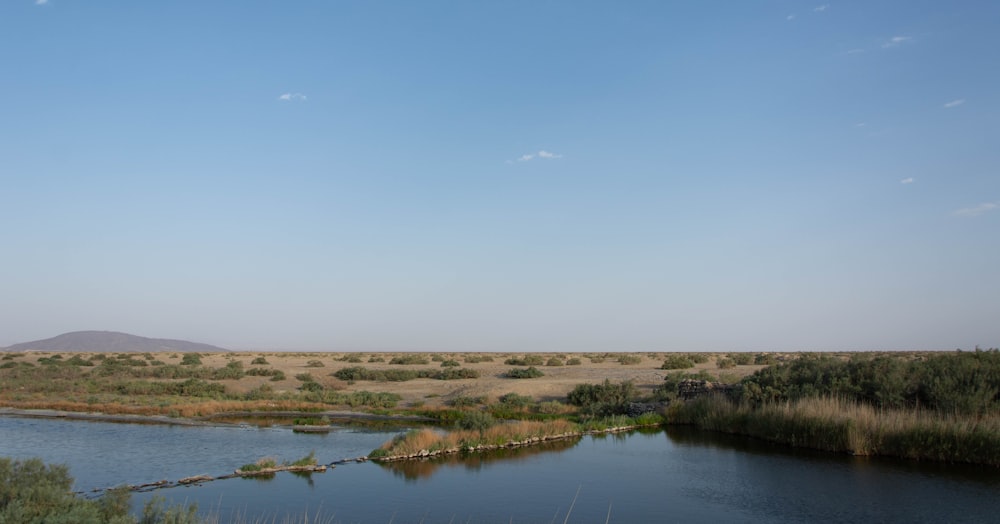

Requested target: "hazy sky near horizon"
[{"left": 2, "top": 1, "right": 997, "bottom": 351}]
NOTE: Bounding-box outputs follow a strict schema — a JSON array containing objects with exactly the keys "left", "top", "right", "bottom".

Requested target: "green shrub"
[
  {"left": 449, "top": 395, "right": 487, "bottom": 407},
  {"left": 754, "top": 353, "right": 777, "bottom": 365},
  {"left": 498, "top": 392, "right": 534, "bottom": 408},
  {"left": 661, "top": 355, "right": 695, "bottom": 370},
  {"left": 440, "top": 359, "right": 461, "bottom": 367},
  {"left": 567, "top": 379, "right": 637, "bottom": 416},
  {"left": 566, "top": 357, "right": 582, "bottom": 365},
  {"left": 618, "top": 354, "right": 643, "bottom": 365},
  {"left": 464, "top": 355, "right": 494, "bottom": 363},
  {"left": 180, "top": 353, "right": 202, "bottom": 366},
  {"left": 505, "top": 355, "right": 544, "bottom": 366},
  {"left": 431, "top": 354, "right": 444, "bottom": 362},
  {"left": 269, "top": 370, "right": 286, "bottom": 381},
  {"left": 689, "top": 353, "right": 710, "bottom": 364},
  {"left": 546, "top": 357, "right": 564, "bottom": 366},
  {"left": 730, "top": 353, "right": 754, "bottom": 365},
  {"left": 503, "top": 366, "right": 544, "bottom": 379},
  {"left": 368, "top": 356, "right": 386, "bottom": 363},
  {"left": 306, "top": 360, "right": 325, "bottom": 368},
  {"left": 716, "top": 357, "right": 736, "bottom": 369},
  {"left": 211, "top": 360, "right": 245, "bottom": 380},
  {"left": 456, "top": 411, "right": 496, "bottom": 432},
  {"left": 251, "top": 356, "right": 269, "bottom": 365},
  {"left": 389, "top": 355, "right": 429, "bottom": 365}
]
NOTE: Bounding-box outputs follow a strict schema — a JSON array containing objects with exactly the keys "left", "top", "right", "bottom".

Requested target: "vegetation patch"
[{"left": 503, "top": 367, "right": 544, "bottom": 379}]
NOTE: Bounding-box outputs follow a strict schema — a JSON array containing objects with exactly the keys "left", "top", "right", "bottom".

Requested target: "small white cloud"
[
  {"left": 278, "top": 93, "right": 307, "bottom": 101},
  {"left": 900, "top": 177, "right": 914, "bottom": 184},
  {"left": 882, "top": 36, "right": 912, "bottom": 48},
  {"left": 856, "top": 122, "right": 867, "bottom": 127},
  {"left": 954, "top": 202, "right": 999, "bottom": 217},
  {"left": 814, "top": 4, "right": 829, "bottom": 12},
  {"left": 943, "top": 99, "right": 965, "bottom": 109},
  {"left": 511, "top": 150, "right": 563, "bottom": 163},
  {"left": 35, "top": 0, "right": 49, "bottom": 4},
  {"left": 786, "top": 14, "right": 796, "bottom": 21}
]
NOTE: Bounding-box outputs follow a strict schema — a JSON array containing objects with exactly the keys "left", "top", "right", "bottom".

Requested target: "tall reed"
[{"left": 666, "top": 395, "right": 1000, "bottom": 465}]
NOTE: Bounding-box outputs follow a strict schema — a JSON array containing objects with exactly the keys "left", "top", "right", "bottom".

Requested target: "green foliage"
[
  {"left": 754, "top": 353, "right": 777, "bottom": 365},
  {"left": 456, "top": 411, "right": 496, "bottom": 432},
  {"left": 211, "top": 360, "right": 244, "bottom": 380},
  {"left": 661, "top": 355, "right": 695, "bottom": 370},
  {"left": 498, "top": 392, "right": 534, "bottom": 408},
  {"left": 689, "top": 353, "right": 710, "bottom": 364},
  {"left": 618, "top": 354, "right": 643, "bottom": 365},
  {"left": 566, "top": 357, "right": 582, "bottom": 365},
  {"left": 180, "top": 353, "right": 202, "bottom": 366},
  {"left": 440, "top": 359, "right": 461, "bottom": 367},
  {"left": 729, "top": 353, "right": 754, "bottom": 365},
  {"left": 0, "top": 457, "right": 198, "bottom": 524},
  {"left": 288, "top": 451, "right": 317, "bottom": 467},
  {"left": 464, "top": 355, "right": 494, "bottom": 363},
  {"left": 251, "top": 356, "right": 269, "bottom": 365},
  {"left": 545, "top": 357, "right": 564, "bottom": 366},
  {"left": 332, "top": 366, "right": 479, "bottom": 381},
  {"left": 430, "top": 354, "right": 444, "bottom": 362},
  {"left": 503, "top": 366, "right": 544, "bottom": 379},
  {"left": 295, "top": 373, "right": 314, "bottom": 382},
  {"left": 305, "top": 360, "right": 325, "bottom": 368},
  {"left": 738, "top": 350, "right": 1000, "bottom": 416},
  {"left": 567, "top": 379, "right": 637, "bottom": 416},
  {"left": 389, "top": 355, "right": 429, "bottom": 365},
  {"left": 448, "top": 395, "right": 487, "bottom": 407},
  {"left": 368, "top": 356, "right": 386, "bottom": 363},
  {"left": 504, "top": 355, "right": 544, "bottom": 366},
  {"left": 716, "top": 357, "right": 736, "bottom": 369}
]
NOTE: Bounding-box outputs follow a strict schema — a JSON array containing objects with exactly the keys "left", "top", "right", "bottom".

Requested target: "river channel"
[{"left": 1, "top": 415, "right": 998, "bottom": 523}]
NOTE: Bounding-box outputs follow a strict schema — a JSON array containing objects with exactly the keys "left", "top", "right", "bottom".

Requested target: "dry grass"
[
  {"left": 668, "top": 395, "right": 1000, "bottom": 464},
  {"left": 376, "top": 419, "right": 579, "bottom": 456}
]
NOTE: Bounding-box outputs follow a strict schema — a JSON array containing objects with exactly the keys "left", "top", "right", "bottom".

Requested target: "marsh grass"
[
  {"left": 667, "top": 395, "right": 1000, "bottom": 465},
  {"left": 373, "top": 419, "right": 580, "bottom": 457}
]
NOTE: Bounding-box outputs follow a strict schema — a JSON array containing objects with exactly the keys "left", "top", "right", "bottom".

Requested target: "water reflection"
[{"left": 376, "top": 437, "right": 581, "bottom": 481}]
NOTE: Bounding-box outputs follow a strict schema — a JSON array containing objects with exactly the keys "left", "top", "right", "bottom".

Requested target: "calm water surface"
[{"left": 2, "top": 416, "right": 999, "bottom": 523}]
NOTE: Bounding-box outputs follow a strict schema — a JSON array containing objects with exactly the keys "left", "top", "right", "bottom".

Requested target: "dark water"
[{"left": 2, "top": 416, "right": 999, "bottom": 523}]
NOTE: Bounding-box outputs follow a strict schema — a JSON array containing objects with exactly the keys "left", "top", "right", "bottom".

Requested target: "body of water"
[{"left": 2, "top": 415, "right": 998, "bottom": 523}]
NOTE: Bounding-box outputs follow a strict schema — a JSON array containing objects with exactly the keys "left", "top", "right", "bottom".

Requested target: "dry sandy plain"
[{"left": 3, "top": 351, "right": 770, "bottom": 410}]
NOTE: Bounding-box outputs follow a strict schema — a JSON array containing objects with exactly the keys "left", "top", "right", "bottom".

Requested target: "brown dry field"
[{"left": 4, "top": 351, "right": 773, "bottom": 409}]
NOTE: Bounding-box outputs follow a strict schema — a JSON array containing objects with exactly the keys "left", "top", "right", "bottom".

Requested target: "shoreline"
[{"left": 0, "top": 407, "right": 433, "bottom": 427}]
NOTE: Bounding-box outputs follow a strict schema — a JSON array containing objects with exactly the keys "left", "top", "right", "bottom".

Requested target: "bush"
[
  {"left": 456, "top": 411, "right": 496, "bottom": 432},
  {"left": 730, "top": 353, "right": 754, "bottom": 365},
  {"left": 251, "top": 356, "right": 269, "bottom": 365},
  {"left": 0, "top": 457, "right": 196, "bottom": 524},
  {"left": 440, "top": 359, "right": 461, "bottom": 367},
  {"left": 546, "top": 357, "right": 564, "bottom": 367},
  {"left": 716, "top": 357, "right": 736, "bottom": 369},
  {"left": 306, "top": 360, "right": 325, "bottom": 368},
  {"left": 661, "top": 355, "right": 695, "bottom": 370},
  {"left": 689, "top": 353, "right": 710, "bottom": 364},
  {"left": 211, "top": 360, "right": 245, "bottom": 380},
  {"left": 332, "top": 366, "right": 479, "bottom": 382},
  {"left": 505, "top": 355, "right": 544, "bottom": 366},
  {"left": 464, "top": 355, "right": 494, "bottom": 363},
  {"left": 389, "top": 355, "right": 429, "bottom": 365},
  {"left": 618, "top": 354, "right": 643, "bottom": 365},
  {"left": 368, "top": 356, "right": 386, "bottom": 363},
  {"left": 566, "top": 357, "right": 582, "bottom": 366},
  {"left": 499, "top": 392, "right": 534, "bottom": 408},
  {"left": 180, "top": 353, "right": 202, "bottom": 366},
  {"left": 503, "top": 366, "right": 544, "bottom": 379},
  {"left": 449, "top": 395, "right": 487, "bottom": 407},
  {"left": 567, "top": 379, "right": 637, "bottom": 416},
  {"left": 295, "top": 373, "right": 315, "bottom": 382}
]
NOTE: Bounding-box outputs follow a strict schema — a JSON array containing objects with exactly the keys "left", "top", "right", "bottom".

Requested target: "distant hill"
[{"left": 2, "top": 331, "right": 228, "bottom": 353}]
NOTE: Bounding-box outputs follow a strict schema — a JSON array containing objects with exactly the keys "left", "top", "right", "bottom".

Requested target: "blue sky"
[{"left": 2, "top": 1, "right": 997, "bottom": 351}]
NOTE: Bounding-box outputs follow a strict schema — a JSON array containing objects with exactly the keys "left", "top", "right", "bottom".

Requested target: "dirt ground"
[{"left": 96, "top": 351, "right": 767, "bottom": 408}]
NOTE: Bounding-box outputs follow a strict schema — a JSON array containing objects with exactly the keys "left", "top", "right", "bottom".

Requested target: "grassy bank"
[{"left": 666, "top": 395, "right": 1000, "bottom": 465}]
